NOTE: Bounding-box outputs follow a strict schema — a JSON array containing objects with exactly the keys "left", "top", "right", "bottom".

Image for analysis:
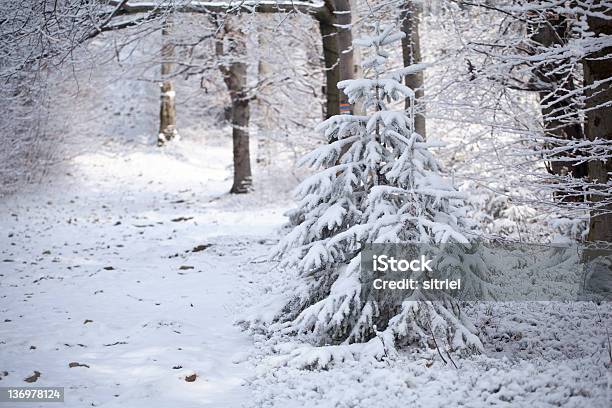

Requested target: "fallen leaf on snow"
[
  {"left": 171, "top": 217, "right": 193, "bottom": 222},
  {"left": 24, "top": 371, "right": 40, "bottom": 383},
  {"left": 191, "top": 244, "right": 212, "bottom": 252}
]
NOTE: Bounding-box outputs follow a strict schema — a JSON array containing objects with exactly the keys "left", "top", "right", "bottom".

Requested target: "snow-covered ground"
[
  {"left": 246, "top": 301, "right": 611, "bottom": 407},
  {"left": 1, "top": 134, "right": 610, "bottom": 407},
  {"left": 0, "top": 135, "right": 290, "bottom": 407}
]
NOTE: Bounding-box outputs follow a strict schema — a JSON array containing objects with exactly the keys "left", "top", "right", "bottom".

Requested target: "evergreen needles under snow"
[{"left": 271, "top": 24, "right": 483, "bottom": 365}]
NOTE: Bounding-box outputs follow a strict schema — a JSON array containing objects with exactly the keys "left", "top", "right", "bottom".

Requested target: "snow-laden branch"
[{"left": 107, "top": 0, "right": 330, "bottom": 21}]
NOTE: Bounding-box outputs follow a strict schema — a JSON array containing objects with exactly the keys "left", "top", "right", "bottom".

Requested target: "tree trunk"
[
  {"left": 230, "top": 97, "right": 252, "bottom": 193},
  {"left": 584, "top": 4, "right": 612, "bottom": 241},
  {"left": 319, "top": 16, "right": 340, "bottom": 118},
  {"left": 216, "top": 20, "right": 253, "bottom": 194},
  {"left": 529, "top": 13, "right": 587, "bottom": 182},
  {"left": 334, "top": 0, "right": 354, "bottom": 115},
  {"left": 158, "top": 17, "right": 178, "bottom": 146},
  {"left": 256, "top": 30, "right": 272, "bottom": 165},
  {"left": 400, "top": 1, "right": 426, "bottom": 138},
  {"left": 314, "top": 0, "right": 356, "bottom": 119},
  {"left": 349, "top": 0, "right": 364, "bottom": 115}
]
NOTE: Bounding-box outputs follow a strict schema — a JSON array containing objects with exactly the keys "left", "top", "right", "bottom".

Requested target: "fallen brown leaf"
[
  {"left": 24, "top": 371, "right": 40, "bottom": 383},
  {"left": 68, "top": 362, "right": 90, "bottom": 368}
]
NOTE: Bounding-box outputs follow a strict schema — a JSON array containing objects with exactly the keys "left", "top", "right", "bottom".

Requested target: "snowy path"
[{"left": 0, "top": 140, "right": 287, "bottom": 407}]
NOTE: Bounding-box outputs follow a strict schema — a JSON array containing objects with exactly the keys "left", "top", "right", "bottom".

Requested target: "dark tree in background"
[
  {"left": 215, "top": 19, "right": 252, "bottom": 194},
  {"left": 527, "top": 10, "right": 587, "bottom": 183},
  {"left": 584, "top": 3, "right": 612, "bottom": 241},
  {"left": 400, "top": 1, "right": 426, "bottom": 138}
]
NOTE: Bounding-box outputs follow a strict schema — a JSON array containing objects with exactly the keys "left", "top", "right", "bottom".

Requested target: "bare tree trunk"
[
  {"left": 158, "top": 17, "right": 178, "bottom": 146},
  {"left": 584, "top": 4, "right": 612, "bottom": 241},
  {"left": 216, "top": 20, "right": 252, "bottom": 194},
  {"left": 334, "top": 0, "right": 354, "bottom": 115},
  {"left": 400, "top": 1, "right": 426, "bottom": 138},
  {"left": 256, "top": 29, "right": 272, "bottom": 165},
  {"left": 529, "top": 13, "right": 587, "bottom": 182},
  {"left": 230, "top": 96, "right": 252, "bottom": 193},
  {"left": 316, "top": 0, "right": 355, "bottom": 119},
  {"left": 349, "top": 0, "right": 365, "bottom": 115},
  {"left": 319, "top": 14, "right": 340, "bottom": 119}
]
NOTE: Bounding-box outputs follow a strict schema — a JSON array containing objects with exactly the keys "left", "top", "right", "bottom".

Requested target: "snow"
[
  {"left": 1, "top": 133, "right": 610, "bottom": 408},
  {"left": 2, "top": 1, "right": 611, "bottom": 406},
  {"left": 246, "top": 300, "right": 611, "bottom": 408},
  {"left": 0, "top": 135, "right": 287, "bottom": 407}
]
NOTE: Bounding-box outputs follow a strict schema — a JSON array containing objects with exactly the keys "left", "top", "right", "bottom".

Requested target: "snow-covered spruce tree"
[{"left": 273, "top": 24, "right": 483, "bottom": 361}]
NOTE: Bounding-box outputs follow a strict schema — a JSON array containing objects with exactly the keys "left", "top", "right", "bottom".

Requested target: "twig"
[
  {"left": 426, "top": 313, "right": 448, "bottom": 365},
  {"left": 445, "top": 350, "right": 458, "bottom": 369}
]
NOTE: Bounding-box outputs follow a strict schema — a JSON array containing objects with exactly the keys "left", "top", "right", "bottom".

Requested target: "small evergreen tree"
[{"left": 273, "top": 24, "right": 483, "bottom": 360}]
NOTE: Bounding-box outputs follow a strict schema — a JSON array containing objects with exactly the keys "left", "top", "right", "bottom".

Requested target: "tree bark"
[
  {"left": 256, "top": 29, "right": 272, "bottom": 165},
  {"left": 529, "top": 12, "right": 587, "bottom": 182},
  {"left": 584, "top": 4, "right": 612, "bottom": 241},
  {"left": 334, "top": 0, "right": 354, "bottom": 116},
  {"left": 400, "top": 1, "right": 426, "bottom": 138},
  {"left": 158, "top": 17, "right": 178, "bottom": 146},
  {"left": 230, "top": 97, "right": 252, "bottom": 193},
  {"left": 319, "top": 15, "right": 340, "bottom": 118},
  {"left": 216, "top": 20, "right": 252, "bottom": 194},
  {"left": 316, "top": 0, "right": 355, "bottom": 119}
]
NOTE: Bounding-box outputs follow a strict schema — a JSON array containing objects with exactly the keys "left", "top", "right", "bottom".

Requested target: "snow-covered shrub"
[{"left": 272, "top": 24, "right": 483, "bottom": 362}]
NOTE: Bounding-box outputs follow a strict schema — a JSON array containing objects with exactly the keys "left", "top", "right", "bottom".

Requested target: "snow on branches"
[{"left": 271, "top": 24, "right": 483, "bottom": 368}]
